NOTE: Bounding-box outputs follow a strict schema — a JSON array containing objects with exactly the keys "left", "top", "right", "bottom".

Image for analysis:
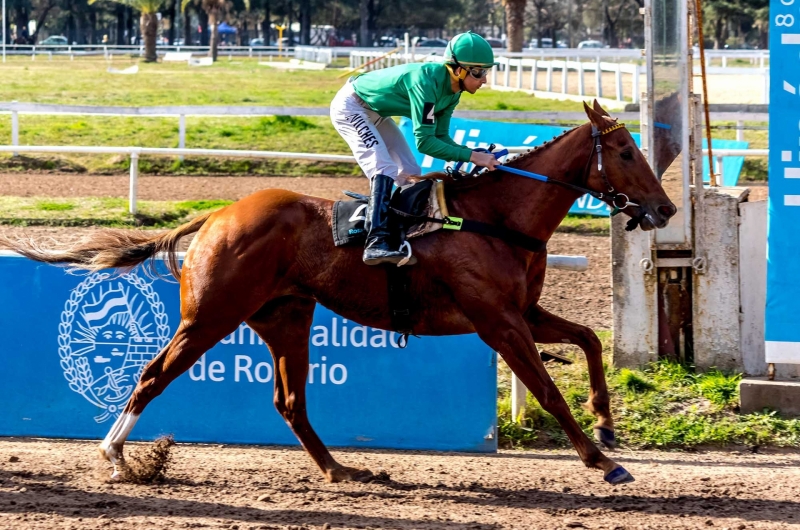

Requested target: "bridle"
[
  {"left": 581, "top": 122, "right": 649, "bottom": 231},
  {"left": 450, "top": 120, "right": 650, "bottom": 231},
  {"left": 582, "top": 122, "right": 640, "bottom": 215}
]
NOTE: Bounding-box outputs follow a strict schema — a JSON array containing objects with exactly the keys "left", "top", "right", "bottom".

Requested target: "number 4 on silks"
[{"left": 422, "top": 103, "right": 435, "bottom": 125}]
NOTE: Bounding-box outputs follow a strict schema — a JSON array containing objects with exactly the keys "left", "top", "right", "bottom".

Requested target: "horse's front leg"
[
  {"left": 469, "top": 306, "right": 633, "bottom": 484},
  {"left": 525, "top": 304, "right": 616, "bottom": 449}
]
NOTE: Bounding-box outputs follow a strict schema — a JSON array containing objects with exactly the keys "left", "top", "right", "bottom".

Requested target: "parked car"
[
  {"left": 375, "top": 36, "right": 397, "bottom": 47},
  {"left": 485, "top": 37, "right": 504, "bottom": 49},
  {"left": 38, "top": 35, "right": 68, "bottom": 47},
  {"left": 415, "top": 38, "right": 448, "bottom": 48},
  {"left": 577, "top": 40, "right": 604, "bottom": 49},
  {"left": 249, "top": 37, "right": 266, "bottom": 46},
  {"left": 529, "top": 37, "right": 554, "bottom": 48}
]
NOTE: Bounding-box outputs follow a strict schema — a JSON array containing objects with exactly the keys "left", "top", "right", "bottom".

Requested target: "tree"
[
  {"left": 504, "top": 0, "right": 526, "bottom": 51},
  {"left": 182, "top": 0, "right": 250, "bottom": 61},
  {"left": 90, "top": 0, "right": 163, "bottom": 61}
]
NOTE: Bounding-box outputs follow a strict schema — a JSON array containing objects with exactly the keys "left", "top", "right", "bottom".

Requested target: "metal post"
[
  {"left": 129, "top": 150, "right": 139, "bottom": 215},
  {"left": 715, "top": 155, "right": 723, "bottom": 185},
  {"left": 736, "top": 120, "right": 744, "bottom": 142},
  {"left": 1, "top": 0, "right": 5, "bottom": 63},
  {"left": 511, "top": 374, "right": 527, "bottom": 424},
  {"left": 178, "top": 114, "right": 186, "bottom": 162},
  {"left": 10, "top": 100, "right": 18, "bottom": 157}
]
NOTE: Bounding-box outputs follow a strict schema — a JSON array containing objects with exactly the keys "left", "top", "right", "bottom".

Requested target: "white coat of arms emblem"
[{"left": 59, "top": 272, "right": 170, "bottom": 422}]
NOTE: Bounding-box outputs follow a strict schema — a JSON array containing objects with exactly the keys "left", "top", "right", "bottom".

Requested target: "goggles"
[{"left": 466, "top": 67, "right": 489, "bottom": 79}]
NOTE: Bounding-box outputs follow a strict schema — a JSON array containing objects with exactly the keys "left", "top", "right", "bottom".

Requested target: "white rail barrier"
[
  {"left": 491, "top": 56, "right": 641, "bottom": 103},
  {"left": 0, "top": 102, "right": 769, "bottom": 155},
  {"left": 294, "top": 46, "right": 335, "bottom": 65}
]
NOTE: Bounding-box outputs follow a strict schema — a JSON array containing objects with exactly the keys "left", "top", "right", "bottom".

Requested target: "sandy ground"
[
  {"left": 1, "top": 173, "right": 784, "bottom": 530},
  {"left": 1, "top": 439, "right": 800, "bottom": 530}
]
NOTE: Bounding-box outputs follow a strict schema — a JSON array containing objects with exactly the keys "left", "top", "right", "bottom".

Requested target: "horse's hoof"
[
  {"left": 327, "top": 466, "right": 374, "bottom": 483},
  {"left": 604, "top": 466, "right": 635, "bottom": 485},
  {"left": 594, "top": 426, "right": 617, "bottom": 450}
]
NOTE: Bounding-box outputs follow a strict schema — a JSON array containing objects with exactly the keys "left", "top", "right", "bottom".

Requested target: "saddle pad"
[{"left": 331, "top": 180, "right": 449, "bottom": 248}]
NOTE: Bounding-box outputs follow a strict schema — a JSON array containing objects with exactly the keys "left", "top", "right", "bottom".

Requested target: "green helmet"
[{"left": 444, "top": 32, "right": 498, "bottom": 68}]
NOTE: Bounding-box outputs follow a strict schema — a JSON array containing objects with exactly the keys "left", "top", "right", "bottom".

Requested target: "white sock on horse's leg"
[{"left": 98, "top": 413, "right": 139, "bottom": 479}]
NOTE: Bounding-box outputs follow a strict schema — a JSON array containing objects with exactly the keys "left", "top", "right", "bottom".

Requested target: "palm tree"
[
  {"left": 89, "top": 0, "right": 164, "bottom": 62},
  {"left": 183, "top": 0, "right": 250, "bottom": 61},
  {"left": 503, "top": 0, "right": 527, "bottom": 52}
]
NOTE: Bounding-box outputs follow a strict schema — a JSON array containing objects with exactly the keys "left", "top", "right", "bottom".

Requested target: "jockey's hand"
[{"left": 470, "top": 151, "right": 502, "bottom": 171}]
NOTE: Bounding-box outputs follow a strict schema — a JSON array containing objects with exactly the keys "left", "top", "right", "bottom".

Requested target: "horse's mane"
[{"left": 443, "top": 122, "right": 588, "bottom": 191}]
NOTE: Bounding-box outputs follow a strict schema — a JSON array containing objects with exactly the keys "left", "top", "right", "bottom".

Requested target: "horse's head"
[{"left": 582, "top": 100, "right": 677, "bottom": 231}]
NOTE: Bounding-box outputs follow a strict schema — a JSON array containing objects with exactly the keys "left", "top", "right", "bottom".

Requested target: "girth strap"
[{"left": 391, "top": 208, "right": 547, "bottom": 254}]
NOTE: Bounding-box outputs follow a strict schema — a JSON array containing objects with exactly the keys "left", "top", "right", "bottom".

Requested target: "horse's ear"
[
  {"left": 583, "top": 100, "right": 605, "bottom": 129},
  {"left": 593, "top": 99, "right": 611, "bottom": 117}
]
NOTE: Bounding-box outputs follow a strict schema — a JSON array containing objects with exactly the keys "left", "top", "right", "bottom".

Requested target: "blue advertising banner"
[
  {"left": 0, "top": 256, "right": 497, "bottom": 452},
  {"left": 399, "top": 117, "right": 748, "bottom": 216},
  {"left": 765, "top": 1, "right": 800, "bottom": 364}
]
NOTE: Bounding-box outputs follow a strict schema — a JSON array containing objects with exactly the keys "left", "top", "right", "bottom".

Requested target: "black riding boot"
[{"left": 363, "top": 174, "right": 408, "bottom": 266}]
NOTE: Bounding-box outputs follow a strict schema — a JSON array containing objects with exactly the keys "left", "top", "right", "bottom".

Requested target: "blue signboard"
[
  {"left": 0, "top": 256, "right": 497, "bottom": 452},
  {"left": 766, "top": 1, "right": 800, "bottom": 364},
  {"left": 399, "top": 117, "right": 748, "bottom": 216}
]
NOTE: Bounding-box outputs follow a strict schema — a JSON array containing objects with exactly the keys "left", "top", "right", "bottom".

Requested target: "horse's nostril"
[{"left": 658, "top": 204, "right": 676, "bottom": 218}]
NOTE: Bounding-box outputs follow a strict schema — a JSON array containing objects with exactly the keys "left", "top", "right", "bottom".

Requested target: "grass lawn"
[
  {"left": 0, "top": 196, "right": 234, "bottom": 227},
  {"left": 498, "top": 333, "right": 800, "bottom": 449},
  {"left": 0, "top": 56, "right": 583, "bottom": 175}
]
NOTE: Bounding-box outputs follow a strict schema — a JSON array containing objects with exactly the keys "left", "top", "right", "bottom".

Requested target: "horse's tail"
[{"left": 0, "top": 212, "right": 213, "bottom": 280}]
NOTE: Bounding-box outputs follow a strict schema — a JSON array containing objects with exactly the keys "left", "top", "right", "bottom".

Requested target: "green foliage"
[
  {"left": 617, "top": 368, "right": 656, "bottom": 393},
  {"left": 696, "top": 370, "right": 742, "bottom": 407},
  {"left": 498, "top": 344, "right": 800, "bottom": 450}
]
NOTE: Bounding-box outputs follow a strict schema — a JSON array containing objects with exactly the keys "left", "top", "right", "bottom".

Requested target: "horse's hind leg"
[
  {"left": 247, "top": 297, "right": 374, "bottom": 483},
  {"left": 525, "top": 305, "right": 615, "bottom": 448},
  {"left": 98, "top": 319, "right": 237, "bottom": 478}
]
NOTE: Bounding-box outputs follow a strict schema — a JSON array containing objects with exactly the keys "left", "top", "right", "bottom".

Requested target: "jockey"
[{"left": 330, "top": 32, "right": 502, "bottom": 266}]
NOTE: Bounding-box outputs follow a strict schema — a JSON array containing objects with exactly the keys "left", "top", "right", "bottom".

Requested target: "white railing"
[
  {"left": 0, "top": 43, "right": 303, "bottom": 60},
  {"left": 0, "top": 102, "right": 769, "bottom": 157},
  {"left": 491, "top": 56, "right": 641, "bottom": 103},
  {"left": 294, "top": 46, "right": 335, "bottom": 64}
]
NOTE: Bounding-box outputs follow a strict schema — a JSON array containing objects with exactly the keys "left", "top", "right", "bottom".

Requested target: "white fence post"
[
  {"left": 511, "top": 374, "right": 527, "bottom": 424},
  {"left": 715, "top": 155, "right": 724, "bottom": 184},
  {"left": 11, "top": 101, "right": 19, "bottom": 157},
  {"left": 179, "top": 114, "right": 186, "bottom": 162},
  {"left": 763, "top": 70, "right": 770, "bottom": 105},
  {"left": 595, "top": 57, "right": 603, "bottom": 98},
  {"left": 491, "top": 64, "right": 497, "bottom": 86},
  {"left": 632, "top": 64, "right": 640, "bottom": 104},
  {"left": 578, "top": 61, "right": 585, "bottom": 96},
  {"left": 129, "top": 150, "right": 139, "bottom": 215},
  {"left": 546, "top": 61, "right": 553, "bottom": 91},
  {"left": 615, "top": 64, "right": 623, "bottom": 101},
  {"left": 516, "top": 59, "right": 523, "bottom": 89},
  {"left": 561, "top": 61, "right": 568, "bottom": 94},
  {"left": 504, "top": 59, "right": 511, "bottom": 87},
  {"left": 736, "top": 120, "right": 744, "bottom": 142},
  {"left": 530, "top": 59, "right": 537, "bottom": 91}
]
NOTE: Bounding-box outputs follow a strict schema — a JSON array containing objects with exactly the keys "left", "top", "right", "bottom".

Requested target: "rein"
[{"left": 466, "top": 122, "right": 647, "bottom": 232}]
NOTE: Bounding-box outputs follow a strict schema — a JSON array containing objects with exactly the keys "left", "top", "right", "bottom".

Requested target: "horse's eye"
[{"left": 620, "top": 151, "right": 633, "bottom": 161}]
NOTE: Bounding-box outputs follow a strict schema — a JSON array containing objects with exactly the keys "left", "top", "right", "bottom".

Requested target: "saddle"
[
  {"left": 331, "top": 178, "right": 450, "bottom": 347},
  {"left": 331, "top": 178, "right": 450, "bottom": 249}
]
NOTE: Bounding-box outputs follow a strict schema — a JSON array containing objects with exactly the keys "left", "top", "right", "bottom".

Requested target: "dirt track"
[
  {"left": 2, "top": 439, "right": 799, "bottom": 529},
  {"left": 2, "top": 173, "right": 788, "bottom": 529}
]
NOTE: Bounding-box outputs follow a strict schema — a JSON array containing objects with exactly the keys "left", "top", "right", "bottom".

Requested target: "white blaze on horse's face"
[{"left": 99, "top": 412, "right": 140, "bottom": 480}]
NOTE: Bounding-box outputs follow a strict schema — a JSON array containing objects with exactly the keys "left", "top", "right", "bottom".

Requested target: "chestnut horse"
[{"left": 1, "top": 101, "right": 675, "bottom": 485}]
